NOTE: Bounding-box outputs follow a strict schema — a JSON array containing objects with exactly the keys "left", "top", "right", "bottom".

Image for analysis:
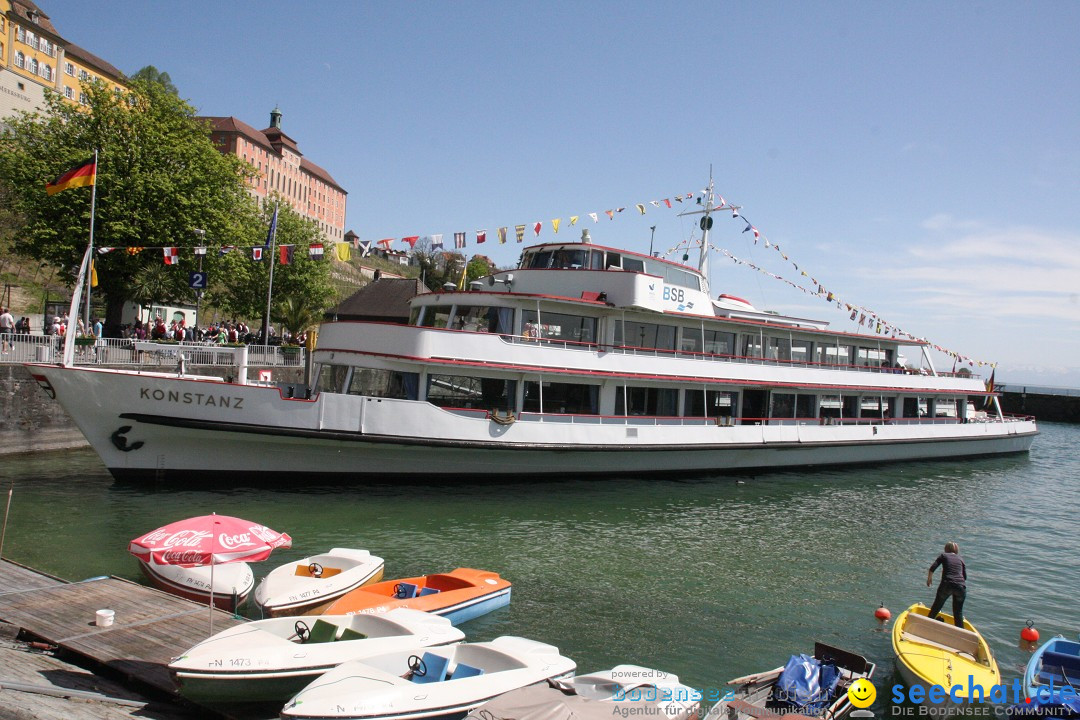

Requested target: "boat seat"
[
  {"left": 902, "top": 612, "right": 981, "bottom": 659},
  {"left": 450, "top": 662, "right": 485, "bottom": 680},
  {"left": 294, "top": 564, "right": 342, "bottom": 578},
  {"left": 338, "top": 628, "right": 368, "bottom": 641},
  {"left": 395, "top": 582, "right": 418, "bottom": 599},
  {"left": 418, "top": 587, "right": 441, "bottom": 597},
  {"left": 308, "top": 619, "right": 340, "bottom": 644},
  {"left": 412, "top": 652, "right": 450, "bottom": 684},
  {"left": 1039, "top": 651, "right": 1080, "bottom": 686}
]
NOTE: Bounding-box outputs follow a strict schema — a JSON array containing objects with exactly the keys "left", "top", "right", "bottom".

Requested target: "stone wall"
[{"left": 1001, "top": 391, "right": 1080, "bottom": 424}]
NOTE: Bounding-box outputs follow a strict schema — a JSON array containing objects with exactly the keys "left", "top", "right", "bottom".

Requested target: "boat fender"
[{"left": 490, "top": 410, "right": 516, "bottom": 425}]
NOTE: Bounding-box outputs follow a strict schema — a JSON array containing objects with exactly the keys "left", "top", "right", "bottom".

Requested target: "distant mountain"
[{"left": 998, "top": 364, "right": 1080, "bottom": 392}]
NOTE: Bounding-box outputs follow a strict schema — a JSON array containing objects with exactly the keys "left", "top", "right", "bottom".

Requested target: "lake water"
[{"left": 2, "top": 421, "right": 1077, "bottom": 715}]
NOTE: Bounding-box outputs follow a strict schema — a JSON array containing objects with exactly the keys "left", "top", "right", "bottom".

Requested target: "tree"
[
  {"left": 210, "top": 200, "right": 335, "bottom": 332},
  {"left": 0, "top": 76, "right": 258, "bottom": 334},
  {"left": 130, "top": 65, "right": 178, "bottom": 95}
]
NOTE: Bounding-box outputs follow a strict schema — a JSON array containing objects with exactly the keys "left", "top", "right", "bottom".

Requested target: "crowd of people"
[{"left": 5, "top": 311, "right": 306, "bottom": 347}]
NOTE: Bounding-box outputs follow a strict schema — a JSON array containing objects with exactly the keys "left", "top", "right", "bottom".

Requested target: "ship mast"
[{"left": 678, "top": 170, "right": 736, "bottom": 292}]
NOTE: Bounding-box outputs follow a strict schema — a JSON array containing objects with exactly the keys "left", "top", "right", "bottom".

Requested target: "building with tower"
[{"left": 202, "top": 107, "right": 348, "bottom": 245}]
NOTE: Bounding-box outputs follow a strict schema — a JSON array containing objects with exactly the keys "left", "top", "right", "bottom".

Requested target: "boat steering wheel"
[
  {"left": 308, "top": 562, "right": 324, "bottom": 578},
  {"left": 294, "top": 620, "right": 310, "bottom": 643},
  {"left": 394, "top": 583, "right": 407, "bottom": 598},
  {"left": 408, "top": 654, "right": 428, "bottom": 678}
]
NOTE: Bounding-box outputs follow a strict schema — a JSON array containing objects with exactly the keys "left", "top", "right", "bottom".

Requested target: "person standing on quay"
[{"left": 926, "top": 541, "right": 967, "bottom": 628}]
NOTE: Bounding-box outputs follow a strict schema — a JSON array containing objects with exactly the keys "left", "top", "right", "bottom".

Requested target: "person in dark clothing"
[{"left": 927, "top": 541, "right": 967, "bottom": 627}]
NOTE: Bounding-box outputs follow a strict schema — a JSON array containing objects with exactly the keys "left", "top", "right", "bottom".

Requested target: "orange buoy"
[
  {"left": 874, "top": 604, "right": 892, "bottom": 624},
  {"left": 1020, "top": 620, "right": 1039, "bottom": 651}
]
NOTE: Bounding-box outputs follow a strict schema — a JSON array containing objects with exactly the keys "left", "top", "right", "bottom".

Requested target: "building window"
[
  {"left": 65, "top": 62, "right": 74, "bottom": 76},
  {"left": 64, "top": 86, "right": 73, "bottom": 99},
  {"left": 14, "top": 51, "right": 25, "bottom": 69},
  {"left": 28, "top": 57, "right": 37, "bottom": 74},
  {"left": 78, "top": 92, "right": 88, "bottom": 105},
  {"left": 79, "top": 69, "right": 89, "bottom": 81},
  {"left": 16, "top": 27, "right": 24, "bottom": 43}
]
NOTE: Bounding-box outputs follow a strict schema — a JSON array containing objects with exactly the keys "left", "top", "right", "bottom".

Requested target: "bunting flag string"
[{"left": 716, "top": 245, "right": 996, "bottom": 369}]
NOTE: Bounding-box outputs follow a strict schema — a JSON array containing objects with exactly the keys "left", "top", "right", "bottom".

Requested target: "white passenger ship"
[{"left": 28, "top": 188, "right": 1037, "bottom": 482}]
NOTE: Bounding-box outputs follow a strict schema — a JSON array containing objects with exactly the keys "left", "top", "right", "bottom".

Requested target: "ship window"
[
  {"left": 551, "top": 248, "right": 588, "bottom": 269},
  {"left": 935, "top": 398, "right": 957, "bottom": 417},
  {"left": 856, "top": 347, "right": 891, "bottom": 367},
  {"left": 527, "top": 250, "right": 553, "bottom": 269},
  {"left": 622, "top": 257, "right": 645, "bottom": 273},
  {"left": 426, "top": 374, "right": 516, "bottom": 411},
  {"left": 418, "top": 305, "right": 452, "bottom": 329},
  {"left": 684, "top": 389, "right": 736, "bottom": 418},
  {"left": 521, "top": 309, "right": 597, "bottom": 345},
  {"left": 765, "top": 336, "right": 792, "bottom": 362},
  {"left": 347, "top": 368, "right": 418, "bottom": 400},
  {"left": 815, "top": 344, "right": 852, "bottom": 367},
  {"left": 615, "top": 386, "right": 678, "bottom": 416},
  {"left": 522, "top": 381, "right": 599, "bottom": 415},
  {"left": 791, "top": 341, "right": 812, "bottom": 363},
  {"left": 742, "top": 334, "right": 763, "bottom": 359},
  {"left": 316, "top": 364, "right": 350, "bottom": 394},
  {"left": 771, "top": 393, "right": 795, "bottom": 418},
  {"left": 605, "top": 252, "right": 622, "bottom": 269},
  {"left": 450, "top": 305, "right": 511, "bottom": 334},
  {"left": 615, "top": 320, "right": 676, "bottom": 351},
  {"left": 409, "top": 307, "right": 421, "bottom": 325},
  {"left": 902, "top": 397, "right": 928, "bottom": 418}
]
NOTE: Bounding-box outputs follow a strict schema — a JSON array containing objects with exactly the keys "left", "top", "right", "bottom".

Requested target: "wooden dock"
[{"left": 0, "top": 557, "right": 247, "bottom": 718}]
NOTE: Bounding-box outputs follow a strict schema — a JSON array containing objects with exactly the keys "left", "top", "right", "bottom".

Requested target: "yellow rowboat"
[{"left": 892, "top": 603, "right": 1000, "bottom": 704}]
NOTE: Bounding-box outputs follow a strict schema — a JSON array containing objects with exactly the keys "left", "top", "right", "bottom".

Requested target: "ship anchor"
[{"left": 111, "top": 426, "right": 144, "bottom": 452}]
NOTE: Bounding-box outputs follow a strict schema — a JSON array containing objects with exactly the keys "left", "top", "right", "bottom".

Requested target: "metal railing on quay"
[{"left": 0, "top": 334, "right": 304, "bottom": 368}]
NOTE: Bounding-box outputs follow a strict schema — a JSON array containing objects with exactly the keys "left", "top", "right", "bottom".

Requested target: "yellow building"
[{"left": 0, "top": 0, "right": 126, "bottom": 121}]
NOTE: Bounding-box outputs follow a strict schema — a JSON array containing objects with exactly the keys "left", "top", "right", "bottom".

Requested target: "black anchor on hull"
[{"left": 111, "top": 425, "right": 144, "bottom": 452}]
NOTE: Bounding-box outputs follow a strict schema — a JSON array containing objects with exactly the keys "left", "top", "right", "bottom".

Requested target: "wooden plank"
[{"left": 0, "top": 561, "right": 244, "bottom": 697}]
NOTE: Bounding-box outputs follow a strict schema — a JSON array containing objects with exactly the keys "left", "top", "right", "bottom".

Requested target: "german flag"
[{"left": 45, "top": 158, "right": 96, "bottom": 195}]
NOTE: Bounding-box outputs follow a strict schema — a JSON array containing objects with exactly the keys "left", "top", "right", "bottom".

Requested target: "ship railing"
[
  {"left": 502, "top": 332, "right": 978, "bottom": 379},
  {"left": 442, "top": 406, "right": 1003, "bottom": 427},
  {"left": 0, "top": 335, "right": 303, "bottom": 368}
]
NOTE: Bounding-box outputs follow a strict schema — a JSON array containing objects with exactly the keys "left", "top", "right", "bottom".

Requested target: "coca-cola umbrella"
[{"left": 129, "top": 513, "right": 292, "bottom": 632}]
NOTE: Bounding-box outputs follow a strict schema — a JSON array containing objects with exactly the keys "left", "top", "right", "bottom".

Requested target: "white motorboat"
[
  {"left": 139, "top": 557, "right": 253, "bottom": 612},
  {"left": 29, "top": 180, "right": 1036, "bottom": 483},
  {"left": 467, "top": 664, "right": 700, "bottom": 720},
  {"left": 281, "top": 635, "right": 577, "bottom": 720},
  {"left": 254, "top": 547, "right": 385, "bottom": 617},
  {"left": 169, "top": 608, "right": 464, "bottom": 704}
]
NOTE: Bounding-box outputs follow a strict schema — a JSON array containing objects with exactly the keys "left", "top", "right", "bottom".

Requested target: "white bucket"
[{"left": 95, "top": 609, "right": 115, "bottom": 627}]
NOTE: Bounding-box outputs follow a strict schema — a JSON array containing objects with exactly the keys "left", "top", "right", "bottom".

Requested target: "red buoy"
[
  {"left": 874, "top": 604, "right": 892, "bottom": 624},
  {"left": 1021, "top": 620, "right": 1039, "bottom": 642}
]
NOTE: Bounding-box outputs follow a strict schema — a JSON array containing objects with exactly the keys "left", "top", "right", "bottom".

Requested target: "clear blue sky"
[{"left": 50, "top": 1, "right": 1080, "bottom": 386}]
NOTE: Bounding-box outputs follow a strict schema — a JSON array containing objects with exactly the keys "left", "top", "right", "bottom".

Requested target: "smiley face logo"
[{"left": 848, "top": 678, "right": 876, "bottom": 708}]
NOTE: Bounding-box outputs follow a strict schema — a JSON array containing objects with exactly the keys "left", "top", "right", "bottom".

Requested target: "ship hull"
[{"left": 28, "top": 364, "right": 1038, "bottom": 484}]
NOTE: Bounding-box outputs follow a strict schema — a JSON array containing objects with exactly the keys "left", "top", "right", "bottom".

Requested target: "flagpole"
[
  {"left": 84, "top": 149, "right": 98, "bottom": 333},
  {"left": 261, "top": 202, "right": 279, "bottom": 343}
]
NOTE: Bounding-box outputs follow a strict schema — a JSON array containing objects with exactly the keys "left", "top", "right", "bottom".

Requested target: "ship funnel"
[{"left": 581, "top": 229, "right": 591, "bottom": 243}]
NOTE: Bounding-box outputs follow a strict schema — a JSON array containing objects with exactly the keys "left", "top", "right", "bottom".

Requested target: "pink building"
[{"left": 202, "top": 107, "right": 347, "bottom": 245}]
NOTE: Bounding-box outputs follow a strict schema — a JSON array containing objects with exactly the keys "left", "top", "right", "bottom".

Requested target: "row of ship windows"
[
  {"left": 411, "top": 304, "right": 897, "bottom": 369},
  {"left": 315, "top": 366, "right": 962, "bottom": 420},
  {"left": 521, "top": 248, "right": 702, "bottom": 291}
]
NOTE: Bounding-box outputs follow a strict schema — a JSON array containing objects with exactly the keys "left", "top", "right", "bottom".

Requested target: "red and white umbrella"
[{"left": 129, "top": 513, "right": 291, "bottom": 632}]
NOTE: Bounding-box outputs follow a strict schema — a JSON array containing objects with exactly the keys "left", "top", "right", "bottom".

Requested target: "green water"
[{"left": 2, "top": 422, "right": 1077, "bottom": 712}]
